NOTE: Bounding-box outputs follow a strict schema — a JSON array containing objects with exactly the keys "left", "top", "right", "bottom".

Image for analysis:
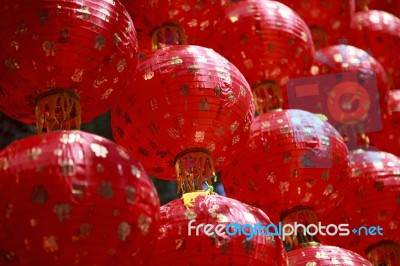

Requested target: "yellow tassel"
[
  {"left": 181, "top": 189, "right": 212, "bottom": 209},
  {"left": 315, "top": 113, "right": 328, "bottom": 122}
]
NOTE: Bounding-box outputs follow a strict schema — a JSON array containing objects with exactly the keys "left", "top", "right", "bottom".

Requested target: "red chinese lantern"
[
  {"left": 277, "top": 0, "right": 355, "bottom": 49},
  {"left": 0, "top": 0, "right": 138, "bottom": 133},
  {"left": 368, "top": 90, "right": 400, "bottom": 156},
  {"left": 122, "top": 0, "right": 230, "bottom": 54},
  {"left": 211, "top": 0, "right": 314, "bottom": 113},
  {"left": 0, "top": 131, "right": 160, "bottom": 265},
  {"left": 348, "top": 10, "right": 400, "bottom": 90},
  {"left": 322, "top": 150, "right": 400, "bottom": 264},
  {"left": 149, "top": 193, "right": 288, "bottom": 265},
  {"left": 111, "top": 45, "right": 254, "bottom": 193},
  {"left": 312, "top": 44, "right": 390, "bottom": 149},
  {"left": 221, "top": 109, "right": 350, "bottom": 225},
  {"left": 288, "top": 244, "right": 372, "bottom": 265}
]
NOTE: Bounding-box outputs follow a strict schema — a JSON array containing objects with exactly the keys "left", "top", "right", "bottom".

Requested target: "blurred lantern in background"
[
  {"left": 210, "top": 0, "right": 314, "bottom": 114},
  {"left": 0, "top": 0, "right": 138, "bottom": 133},
  {"left": 111, "top": 45, "right": 254, "bottom": 194},
  {"left": 0, "top": 131, "right": 160, "bottom": 265},
  {"left": 322, "top": 150, "right": 400, "bottom": 265},
  {"left": 122, "top": 0, "right": 230, "bottom": 55},
  {"left": 149, "top": 193, "right": 288, "bottom": 265},
  {"left": 310, "top": 44, "right": 390, "bottom": 150},
  {"left": 277, "top": 0, "right": 355, "bottom": 49},
  {"left": 355, "top": 0, "right": 400, "bottom": 17},
  {"left": 221, "top": 109, "right": 350, "bottom": 250},
  {"left": 287, "top": 244, "right": 372, "bottom": 265},
  {"left": 347, "top": 10, "right": 400, "bottom": 90},
  {"left": 369, "top": 90, "right": 400, "bottom": 156}
]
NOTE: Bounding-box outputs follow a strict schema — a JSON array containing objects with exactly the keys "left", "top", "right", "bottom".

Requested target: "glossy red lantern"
[
  {"left": 322, "top": 150, "right": 400, "bottom": 263},
  {"left": 277, "top": 0, "right": 355, "bottom": 49},
  {"left": 122, "top": 0, "right": 229, "bottom": 54},
  {"left": 149, "top": 193, "right": 288, "bottom": 265},
  {"left": 368, "top": 90, "right": 400, "bottom": 156},
  {"left": 0, "top": 131, "right": 160, "bottom": 265},
  {"left": 222, "top": 109, "right": 350, "bottom": 224},
  {"left": 0, "top": 0, "right": 138, "bottom": 133},
  {"left": 111, "top": 45, "right": 254, "bottom": 193},
  {"left": 288, "top": 244, "right": 372, "bottom": 265},
  {"left": 348, "top": 10, "right": 400, "bottom": 89},
  {"left": 211, "top": 0, "right": 314, "bottom": 113}
]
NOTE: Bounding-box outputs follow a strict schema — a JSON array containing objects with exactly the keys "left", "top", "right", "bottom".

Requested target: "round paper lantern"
[
  {"left": 111, "top": 45, "right": 254, "bottom": 193},
  {"left": 277, "top": 0, "right": 355, "bottom": 49},
  {"left": 0, "top": 131, "right": 160, "bottom": 265},
  {"left": 211, "top": 0, "right": 314, "bottom": 113},
  {"left": 122, "top": 0, "right": 230, "bottom": 54},
  {"left": 149, "top": 193, "right": 288, "bottom": 265},
  {"left": 312, "top": 44, "right": 390, "bottom": 149},
  {"left": 222, "top": 109, "right": 350, "bottom": 224},
  {"left": 368, "top": 90, "right": 400, "bottom": 156},
  {"left": 322, "top": 150, "right": 400, "bottom": 264},
  {"left": 0, "top": 0, "right": 138, "bottom": 133},
  {"left": 288, "top": 244, "right": 372, "bottom": 265},
  {"left": 348, "top": 10, "right": 400, "bottom": 89}
]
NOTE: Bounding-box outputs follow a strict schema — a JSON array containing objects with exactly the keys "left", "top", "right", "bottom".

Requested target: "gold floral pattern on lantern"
[
  {"left": 222, "top": 109, "right": 350, "bottom": 224},
  {"left": 112, "top": 45, "right": 254, "bottom": 193},
  {"left": 0, "top": 131, "right": 160, "bottom": 265},
  {"left": 150, "top": 194, "right": 288, "bottom": 265},
  {"left": 0, "top": 0, "right": 139, "bottom": 133}
]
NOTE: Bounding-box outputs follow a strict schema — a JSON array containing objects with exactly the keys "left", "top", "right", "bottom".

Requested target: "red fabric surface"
[
  {"left": 150, "top": 194, "right": 288, "bottom": 266},
  {"left": 0, "top": 131, "right": 160, "bottom": 265},
  {"left": 277, "top": 0, "right": 355, "bottom": 49},
  {"left": 0, "top": 0, "right": 138, "bottom": 124},
  {"left": 210, "top": 0, "right": 314, "bottom": 101},
  {"left": 222, "top": 109, "right": 350, "bottom": 223},
  {"left": 122, "top": 0, "right": 229, "bottom": 53},
  {"left": 369, "top": 90, "right": 400, "bottom": 156},
  {"left": 322, "top": 150, "right": 400, "bottom": 256},
  {"left": 355, "top": 0, "right": 400, "bottom": 17},
  {"left": 347, "top": 10, "right": 400, "bottom": 89},
  {"left": 111, "top": 45, "right": 255, "bottom": 180},
  {"left": 288, "top": 245, "right": 372, "bottom": 265}
]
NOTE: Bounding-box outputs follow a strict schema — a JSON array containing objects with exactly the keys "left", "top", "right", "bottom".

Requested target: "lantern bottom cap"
[
  {"left": 35, "top": 89, "right": 81, "bottom": 134},
  {"left": 367, "top": 240, "right": 400, "bottom": 265},
  {"left": 174, "top": 148, "right": 216, "bottom": 194},
  {"left": 281, "top": 207, "right": 320, "bottom": 252},
  {"left": 252, "top": 80, "right": 283, "bottom": 115}
]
